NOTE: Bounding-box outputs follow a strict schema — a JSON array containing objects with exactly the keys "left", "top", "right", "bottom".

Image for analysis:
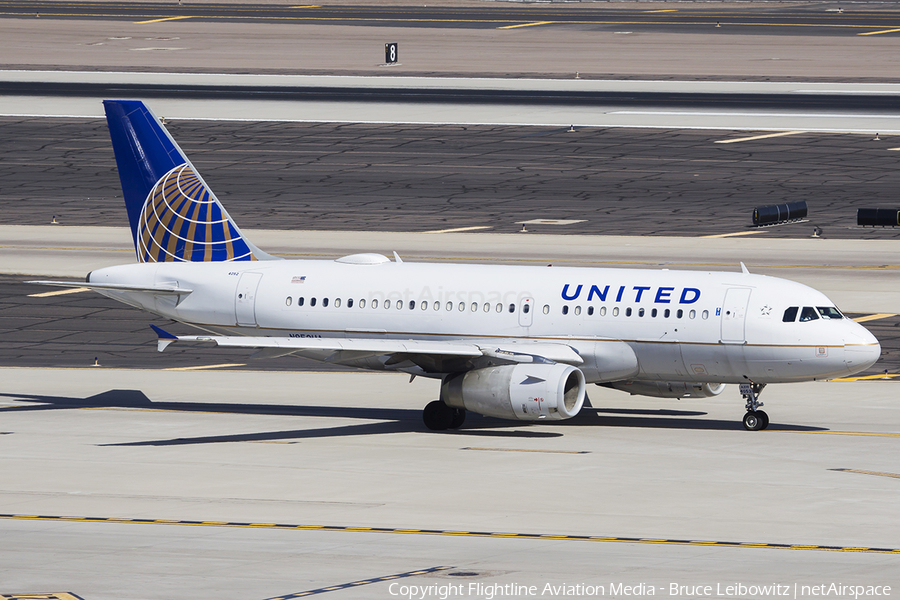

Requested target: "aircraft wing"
[{"left": 150, "top": 325, "right": 583, "bottom": 367}]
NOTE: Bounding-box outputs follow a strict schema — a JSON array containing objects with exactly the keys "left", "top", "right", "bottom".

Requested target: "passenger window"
[
  {"left": 800, "top": 306, "right": 819, "bottom": 322},
  {"left": 298, "top": 297, "right": 305, "bottom": 307},
  {"left": 434, "top": 301, "right": 441, "bottom": 311},
  {"left": 600, "top": 306, "right": 607, "bottom": 316},
  {"left": 817, "top": 307, "right": 843, "bottom": 319},
  {"left": 323, "top": 298, "right": 329, "bottom": 307},
  {"left": 638, "top": 308, "right": 645, "bottom": 317},
  {"left": 421, "top": 301, "right": 428, "bottom": 310},
  {"left": 626, "top": 307, "right": 632, "bottom": 317},
  {"left": 348, "top": 298, "right": 353, "bottom": 308},
  {"left": 470, "top": 302, "right": 477, "bottom": 312},
  {"left": 543, "top": 305, "right": 550, "bottom": 315},
  {"left": 409, "top": 301, "right": 415, "bottom": 310},
  {"left": 384, "top": 299, "right": 391, "bottom": 309},
  {"left": 397, "top": 301, "right": 403, "bottom": 310},
  {"left": 334, "top": 298, "right": 341, "bottom": 308},
  {"left": 509, "top": 303, "right": 515, "bottom": 313},
  {"left": 587, "top": 306, "right": 594, "bottom": 316},
  {"left": 285, "top": 297, "right": 292, "bottom": 306},
  {"left": 357, "top": 299, "right": 364, "bottom": 308},
  {"left": 689, "top": 310, "right": 696, "bottom": 319},
  {"left": 701, "top": 310, "right": 708, "bottom": 319},
  {"left": 664, "top": 309, "right": 670, "bottom": 318},
  {"left": 483, "top": 303, "right": 490, "bottom": 313},
  {"left": 612, "top": 307, "right": 619, "bottom": 317},
  {"left": 496, "top": 303, "right": 502, "bottom": 313},
  {"left": 676, "top": 309, "right": 682, "bottom": 319},
  {"left": 523, "top": 304, "right": 530, "bottom": 314},
  {"left": 783, "top": 307, "right": 798, "bottom": 322},
  {"left": 446, "top": 302, "right": 452, "bottom": 311},
  {"left": 310, "top": 297, "right": 317, "bottom": 307},
  {"left": 575, "top": 306, "right": 582, "bottom": 316},
  {"left": 459, "top": 302, "right": 465, "bottom": 312},
  {"left": 652, "top": 308, "right": 658, "bottom": 317},
  {"left": 562, "top": 306, "right": 569, "bottom": 315}
]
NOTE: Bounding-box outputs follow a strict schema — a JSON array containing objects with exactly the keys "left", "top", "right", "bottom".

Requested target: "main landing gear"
[
  {"left": 740, "top": 382, "right": 769, "bottom": 431},
  {"left": 423, "top": 400, "right": 466, "bottom": 431}
]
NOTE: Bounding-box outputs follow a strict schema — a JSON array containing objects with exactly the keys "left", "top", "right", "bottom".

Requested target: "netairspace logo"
[{"left": 388, "top": 582, "right": 893, "bottom": 600}]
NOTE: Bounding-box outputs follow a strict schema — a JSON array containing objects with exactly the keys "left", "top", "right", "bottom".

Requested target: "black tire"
[
  {"left": 743, "top": 411, "right": 763, "bottom": 431},
  {"left": 757, "top": 410, "right": 770, "bottom": 430},
  {"left": 449, "top": 408, "right": 466, "bottom": 429},
  {"left": 423, "top": 400, "right": 453, "bottom": 431}
]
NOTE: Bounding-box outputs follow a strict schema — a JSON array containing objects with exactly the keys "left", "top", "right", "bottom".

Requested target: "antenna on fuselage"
[
  {"left": 740, "top": 262, "right": 750, "bottom": 275},
  {"left": 393, "top": 251, "right": 404, "bottom": 263}
]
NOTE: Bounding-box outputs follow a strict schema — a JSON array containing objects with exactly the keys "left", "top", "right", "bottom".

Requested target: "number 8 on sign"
[{"left": 385, "top": 43, "right": 398, "bottom": 64}]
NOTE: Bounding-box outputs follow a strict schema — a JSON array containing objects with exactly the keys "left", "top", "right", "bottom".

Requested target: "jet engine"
[
  {"left": 441, "top": 364, "right": 586, "bottom": 421},
  {"left": 604, "top": 381, "right": 726, "bottom": 398}
]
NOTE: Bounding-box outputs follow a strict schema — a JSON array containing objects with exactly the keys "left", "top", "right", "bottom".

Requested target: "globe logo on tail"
[{"left": 137, "top": 164, "right": 256, "bottom": 263}]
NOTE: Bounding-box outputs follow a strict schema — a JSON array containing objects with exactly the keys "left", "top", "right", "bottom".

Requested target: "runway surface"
[
  {"left": 1, "top": 367, "right": 899, "bottom": 599},
  {"left": 2, "top": 10, "right": 900, "bottom": 81},
  {"left": 4, "top": 1, "right": 900, "bottom": 35},
  {"left": 2, "top": 116, "right": 898, "bottom": 238}
]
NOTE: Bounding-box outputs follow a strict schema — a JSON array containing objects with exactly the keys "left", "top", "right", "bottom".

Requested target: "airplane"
[{"left": 30, "top": 100, "right": 881, "bottom": 432}]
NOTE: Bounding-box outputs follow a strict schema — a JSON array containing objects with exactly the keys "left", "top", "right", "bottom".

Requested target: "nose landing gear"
[{"left": 740, "top": 382, "right": 769, "bottom": 431}]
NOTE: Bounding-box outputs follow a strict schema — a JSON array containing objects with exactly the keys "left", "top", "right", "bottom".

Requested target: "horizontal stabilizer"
[{"left": 27, "top": 280, "right": 193, "bottom": 295}]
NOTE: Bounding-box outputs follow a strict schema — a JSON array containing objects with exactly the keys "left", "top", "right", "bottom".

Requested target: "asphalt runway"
[
  {"left": 4, "top": 1, "right": 900, "bottom": 35},
  {"left": 2, "top": 116, "right": 899, "bottom": 238}
]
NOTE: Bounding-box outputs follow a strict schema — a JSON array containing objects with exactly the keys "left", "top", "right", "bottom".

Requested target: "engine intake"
[
  {"left": 442, "top": 364, "right": 586, "bottom": 421},
  {"left": 605, "top": 381, "right": 726, "bottom": 398}
]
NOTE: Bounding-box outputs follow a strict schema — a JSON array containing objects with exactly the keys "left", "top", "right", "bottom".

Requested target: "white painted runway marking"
[
  {"left": 715, "top": 131, "right": 804, "bottom": 144},
  {"left": 422, "top": 226, "right": 492, "bottom": 234}
]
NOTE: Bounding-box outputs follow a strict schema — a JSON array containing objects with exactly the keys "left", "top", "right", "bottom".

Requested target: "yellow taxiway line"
[{"left": 1, "top": 513, "right": 897, "bottom": 554}]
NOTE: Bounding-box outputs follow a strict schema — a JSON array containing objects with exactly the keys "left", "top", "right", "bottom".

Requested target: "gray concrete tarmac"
[
  {"left": 1, "top": 368, "right": 898, "bottom": 599},
  {"left": 2, "top": 116, "right": 899, "bottom": 238},
  {"left": 3, "top": 13, "right": 900, "bottom": 81}
]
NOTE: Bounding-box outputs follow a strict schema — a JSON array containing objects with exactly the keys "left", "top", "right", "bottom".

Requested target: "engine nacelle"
[
  {"left": 442, "top": 364, "right": 586, "bottom": 421},
  {"left": 605, "top": 381, "right": 726, "bottom": 399}
]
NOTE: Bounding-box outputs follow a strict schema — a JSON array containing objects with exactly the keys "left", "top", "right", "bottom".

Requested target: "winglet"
[
  {"left": 740, "top": 262, "right": 750, "bottom": 275},
  {"left": 150, "top": 324, "right": 178, "bottom": 352}
]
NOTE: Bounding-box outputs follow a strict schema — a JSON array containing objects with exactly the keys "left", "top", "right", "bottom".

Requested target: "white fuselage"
[{"left": 88, "top": 255, "right": 881, "bottom": 384}]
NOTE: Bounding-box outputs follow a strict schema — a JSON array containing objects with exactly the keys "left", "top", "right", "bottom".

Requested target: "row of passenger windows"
[
  {"left": 783, "top": 306, "right": 843, "bottom": 322},
  {"left": 560, "top": 305, "right": 707, "bottom": 319},
  {"left": 284, "top": 296, "right": 709, "bottom": 319},
  {"left": 287, "top": 297, "right": 520, "bottom": 312}
]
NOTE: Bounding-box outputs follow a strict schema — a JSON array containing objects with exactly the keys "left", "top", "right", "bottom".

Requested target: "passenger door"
[
  {"left": 235, "top": 272, "right": 263, "bottom": 327},
  {"left": 720, "top": 288, "right": 751, "bottom": 344}
]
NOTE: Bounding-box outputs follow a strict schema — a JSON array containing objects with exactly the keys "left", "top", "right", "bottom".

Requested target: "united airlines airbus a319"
[{"left": 32, "top": 101, "right": 881, "bottom": 431}]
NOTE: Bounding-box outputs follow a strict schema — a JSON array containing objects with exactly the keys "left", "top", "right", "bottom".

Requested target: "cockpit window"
[
  {"left": 783, "top": 307, "right": 798, "bottom": 322},
  {"left": 799, "top": 306, "right": 819, "bottom": 322},
  {"left": 817, "top": 307, "right": 843, "bottom": 319}
]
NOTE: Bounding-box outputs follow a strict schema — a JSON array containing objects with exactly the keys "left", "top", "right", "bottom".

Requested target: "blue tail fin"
[{"left": 103, "top": 100, "right": 268, "bottom": 263}]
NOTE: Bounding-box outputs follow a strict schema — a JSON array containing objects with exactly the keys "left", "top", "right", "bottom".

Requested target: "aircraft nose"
[{"left": 844, "top": 323, "right": 881, "bottom": 375}]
